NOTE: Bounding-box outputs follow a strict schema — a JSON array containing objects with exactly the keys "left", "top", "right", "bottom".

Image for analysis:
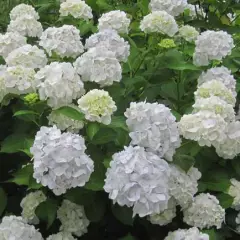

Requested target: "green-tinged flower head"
[
  {"left": 24, "top": 93, "right": 39, "bottom": 105},
  {"left": 158, "top": 38, "right": 176, "bottom": 49}
]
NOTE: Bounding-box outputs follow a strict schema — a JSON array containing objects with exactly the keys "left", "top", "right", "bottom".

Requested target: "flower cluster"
[
  {"left": 164, "top": 227, "right": 209, "bottom": 240},
  {"left": 47, "top": 232, "right": 77, "bottom": 240},
  {"left": 30, "top": 126, "right": 94, "bottom": 195},
  {"left": 104, "top": 146, "right": 170, "bottom": 217},
  {"left": 149, "top": 0, "right": 188, "bottom": 16},
  {"left": 59, "top": 0, "right": 93, "bottom": 20},
  {"left": 193, "top": 30, "right": 234, "bottom": 66},
  {"left": 183, "top": 193, "right": 225, "bottom": 229},
  {"left": 39, "top": 25, "right": 84, "bottom": 58},
  {"left": 57, "top": 200, "right": 89, "bottom": 237},
  {"left": 0, "top": 216, "right": 43, "bottom": 240},
  {"left": 140, "top": 11, "right": 178, "bottom": 36},
  {"left": 178, "top": 25, "right": 199, "bottom": 42},
  {"left": 228, "top": 178, "right": 240, "bottom": 210},
  {"left": 35, "top": 62, "right": 85, "bottom": 108},
  {"left": 20, "top": 191, "right": 46, "bottom": 224},
  {"left": 125, "top": 102, "right": 181, "bottom": 161}
]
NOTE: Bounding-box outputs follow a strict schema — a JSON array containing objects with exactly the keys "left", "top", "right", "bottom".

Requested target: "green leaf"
[
  {"left": 54, "top": 106, "right": 85, "bottom": 121},
  {"left": 120, "top": 234, "right": 135, "bottom": 240},
  {"left": 103, "top": 157, "right": 112, "bottom": 168},
  {"left": 96, "top": 0, "right": 112, "bottom": 11},
  {"left": 173, "top": 154, "right": 195, "bottom": 172},
  {"left": 112, "top": 204, "right": 134, "bottom": 226},
  {"left": 13, "top": 110, "right": 39, "bottom": 117},
  {"left": 114, "top": 128, "right": 131, "bottom": 147},
  {"left": 137, "top": 0, "right": 149, "bottom": 15},
  {"left": 1, "top": 134, "right": 33, "bottom": 154},
  {"left": 35, "top": 199, "right": 58, "bottom": 229},
  {"left": 92, "top": 128, "right": 117, "bottom": 145},
  {"left": 217, "top": 193, "right": 234, "bottom": 209},
  {"left": 87, "top": 122, "right": 100, "bottom": 140},
  {"left": 108, "top": 116, "right": 129, "bottom": 131},
  {"left": 202, "top": 229, "right": 218, "bottom": 240},
  {"left": 10, "top": 164, "right": 34, "bottom": 186},
  {"left": 0, "top": 188, "right": 7, "bottom": 216}
]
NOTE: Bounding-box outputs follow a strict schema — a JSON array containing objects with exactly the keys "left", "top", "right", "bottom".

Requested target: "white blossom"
[
  {"left": 148, "top": 198, "right": 176, "bottom": 226},
  {"left": 169, "top": 165, "right": 201, "bottom": 209},
  {"left": 57, "top": 200, "right": 89, "bottom": 237},
  {"left": 179, "top": 25, "right": 199, "bottom": 42},
  {"left": 164, "top": 227, "right": 209, "bottom": 240},
  {"left": 77, "top": 89, "right": 116, "bottom": 125},
  {"left": 140, "top": 11, "right": 178, "bottom": 37},
  {"left": 214, "top": 121, "right": 240, "bottom": 159},
  {"left": 8, "top": 15, "right": 43, "bottom": 38},
  {"left": 98, "top": 10, "right": 130, "bottom": 34},
  {"left": 74, "top": 46, "right": 122, "bottom": 87},
  {"left": 179, "top": 111, "right": 227, "bottom": 147},
  {"left": 197, "top": 66, "right": 236, "bottom": 97},
  {"left": 193, "top": 96, "right": 235, "bottom": 122},
  {"left": 228, "top": 178, "right": 240, "bottom": 210},
  {"left": 35, "top": 62, "right": 85, "bottom": 108},
  {"left": 183, "top": 193, "right": 225, "bottom": 229},
  {"left": 0, "top": 32, "right": 26, "bottom": 59},
  {"left": 0, "top": 65, "right": 9, "bottom": 102},
  {"left": 30, "top": 126, "right": 94, "bottom": 195},
  {"left": 193, "top": 30, "right": 234, "bottom": 66},
  {"left": 85, "top": 29, "right": 130, "bottom": 62},
  {"left": 6, "top": 44, "right": 47, "bottom": 69},
  {"left": 47, "top": 232, "right": 77, "bottom": 240},
  {"left": 104, "top": 146, "right": 170, "bottom": 217},
  {"left": 20, "top": 191, "right": 47, "bottom": 224},
  {"left": 48, "top": 105, "right": 84, "bottom": 133},
  {"left": 149, "top": 0, "right": 188, "bottom": 17},
  {"left": 195, "top": 80, "right": 236, "bottom": 106},
  {"left": 9, "top": 4, "right": 39, "bottom": 20},
  {"left": 124, "top": 102, "right": 181, "bottom": 161},
  {"left": 39, "top": 25, "right": 84, "bottom": 58},
  {"left": 0, "top": 216, "right": 43, "bottom": 240},
  {"left": 60, "top": 0, "right": 93, "bottom": 20}
]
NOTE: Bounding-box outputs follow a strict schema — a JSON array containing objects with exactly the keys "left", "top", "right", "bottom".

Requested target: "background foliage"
[{"left": 1, "top": 0, "right": 240, "bottom": 239}]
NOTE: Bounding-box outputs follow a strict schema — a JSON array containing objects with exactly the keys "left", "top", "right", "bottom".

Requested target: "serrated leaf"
[
  {"left": 10, "top": 164, "right": 34, "bottom": 186},
  {"left": 13, "top": 110, "right": 39, "bottom": 117},
  {"left": 112, "top": 204, "right": 134, "bottom": 226},
  {"left": 108, "top": 116, "right": 129, "bottom": 131},
  {"left": 87, "top": 123, "right": 100, "bottom": 140},
  {"left": 0, "top": 188, "right": 7, "bottom": 216},
  {"left": 217, "top": 193, "right": 234, "bottom": 209},
  {"left": 54, "top": 106, "right": 85, "bottom": 121},
  {"left": 92, "top": 128, "right": 117, "bottom": 145},
  {"left": 173, "top": 154, "right": 195, "bottom": 172}
]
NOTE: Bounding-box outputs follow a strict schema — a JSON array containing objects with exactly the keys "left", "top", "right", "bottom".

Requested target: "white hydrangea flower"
[
  {"left": 57, "top": 200, "right": 89, "bottom": 237},
  {"left": 85, "top": 29, "right": 130, "bottom": 62},
  {"left": 193, "top": 30, "right": 234, "bottom": 66},
  {"left": 149, "top": 0, "right": 188, "bottom": 16},
  {"left": 148, "top": 198, "right": 176, "bottom": 226},
  {"left": 185, "top": 4, "right": 206, "bottom": 18},
  {"left": 47, "top": 232, "right": 77, "bottom": 240},
  {"left": 193, "top": 96, "right": 235, "bottom": 122},
  {"left": 6, "top": 44, "right": 47, "bottom": 69},
  {"left": 179, "top": 25, "right": 199, "bottom": 42},
  {"left": 124, "top": 102, "right": 181, "bottom": 161},
  {"left": 169, "top": 165, "right": 201, "bottom": 209},
  {"left": 197, "top": 66, "right": 236, "bottom": 97},
  {"left": 60, "top": 0, "right": 93, "bottom": 20},
  {"left": 0, "top": 65, "right": 8, "bottom": 102},
  {"left": 39, "top": 25, "right": 84, "bottom": 58},
  {"left": 8, "top": 15, "right": 43, "bottom": 38},
  {"left": 228, "top": 178, "right": 240, "bottom": 210},
  {"left": 30, "top": 126, "right": 94, "bottom": 195},
  {"left": 183, "top": 193, "right": 225, "bottom": 229},
  {"left": 77, "top": 89, "right": 116, "bottom": 125},
  {"left": 48, "top": 106, "right": 84, "bottom": 133},
  {"left": 98, "top": 10, "right": 130, "bottom": 34},
  {"left": 195, "top": 80, "right": 236, "bottom": 106},
  {"left": 0, "top": 216, "right": 43, "bottom": 240},
  {"left": 179, "top": 111, "right": 227, "bottom": 147},
  {"left": 35, "top": 62, "right": 85, "bottom": 108},
  {"left": 104, "top": 146, "right": 170, "bottom": 217},
  {"left": 74, "top": 46, "right": 122, "bottom": 87},
  {"left": 214, "top": 121, "right": 240, "bottom": 159},
  {"left": 164, "top": 227, "right": 209, "bottom": 240},
  {"left": 0, "top": 32, "right": 26, "bottom": 59},
  {"left": 140, "top": 11, "right": 178, "bottom": 37},
  {"left": 10, "top": 4, "right": 39, "bottom": 20},
  {"left": 20, "top": 191, "right": 47, "bottom": 224},
  {"left": 3, "top": 66, "right": 36, "bottom": 95}
]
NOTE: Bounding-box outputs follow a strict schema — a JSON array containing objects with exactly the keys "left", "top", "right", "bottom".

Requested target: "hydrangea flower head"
[
  {"left": 140, "top": 11, "right": 178, "bottom": 37},
  {"left": 104, "top": 146, "right": 170, "bottom": 217},
  {"left": 179, "top": 25, "right": 199, "bottom": 42},
  {"left": 9, "top": 4, "right": 39, "bottom": 20},
  {"left": 77, "top": 89, "right": 116, "bottom": 125},
  {"left": 24, "top": 93, "right": 39, "bottom": 106},
  {"left": 158, "top": 38, "right": 176, "bottom": 48},
  {"left": 228, "top": 178, "right": 240, "bottom": 210},
  {"left": 47, "top": 232, "right": 77, "bottom": 240}
]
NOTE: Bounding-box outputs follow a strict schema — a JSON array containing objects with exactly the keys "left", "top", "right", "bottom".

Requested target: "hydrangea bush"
[{"left": 1, "top": 0, "right": 240, "bottom": 239}]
